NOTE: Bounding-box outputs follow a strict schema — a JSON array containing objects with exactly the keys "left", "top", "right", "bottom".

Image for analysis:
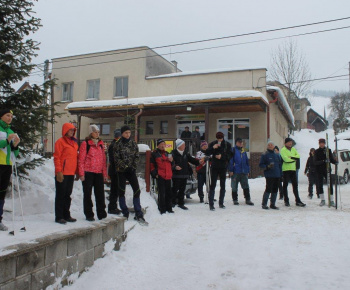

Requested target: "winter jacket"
[
  {"left": 314, "top": 147, "right": 336, "bottom": 174},
  {"left": 108, "top": 138, "right": 120, "bottom": 176},
  {"left": 113, "top": 137, "right": 139, "bottom": 172},
  {"left": 206, "top": 139, "right": 232, "bottom": 169},
  {"left": 150, "top": 149, "right": 173, "bottom": 180},
  {"left": 195, "top": 150, "right": 210, "bottom": 174},
  {"left": 172, "top": 149, "right": 199, "bottom": 179},
  {"left": 259, "top": 149, "right": 282, "bottom": 178},
  {"left": 0, "top": 120, "right": 19, "bottom": 166},
  {"left": 180, "top": 131, "right": 192, "bottom": 139},
  {"left": 229, "top": 146, "right": 250, "bottom": 174},
  {"left": 53, "top": 123, "right": 78, "bottom": 175},
  {"left": 304, "top": 154, "right": 316, "bottom": 174},
  {"left": 280, "top": 146, "right": 300, "bottom": 172},
  {"left": 78, "top": 138, "right": 107, "bottom": 177},
  {"left": 191, "top": 131, "right": 201, "bottom": 140}
]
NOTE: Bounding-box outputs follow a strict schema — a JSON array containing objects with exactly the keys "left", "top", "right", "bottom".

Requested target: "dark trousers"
[
  {"left": 262, "top": 177, "right": 279, "bottom": 206},
  {"left": 117, "top": 171, "right": 142, "bottom": 217},
  {"left": 82, "top": 172, "right": 107, "bottom": 220},
  {"left": 0, "top": 165, "right": 12, "bottom": 223},
  {"left": 55, "top": 175, "right": 74, "bottom": 221},
  {"left": 283, "top": 170, "right": 301, "bottom": 203},
  {"left": 197, "top": 172, "right": 206, "bottom": 199},
  {"left": 108, "top": 174, "right": 119, "bottom": 211},
  {"left": 278, "top": 178, "right": 283, "bottom": 198},
  {"left": 308, "top": 171, "right": 318, "bottom": 196},
  {"left": 316, "top": 171, "right": 333, "bottom": 195},
  {"left": 172, "top": 178, "right": 187, "bottom": 206},
  {"left": 209, "top": 167, "right": 227, "bottom": 206},
  {"left": 157, "top": 177, "right": 172, "bottom": 213}
]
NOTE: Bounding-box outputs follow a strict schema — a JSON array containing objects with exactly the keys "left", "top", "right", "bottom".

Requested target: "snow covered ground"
[{"left": 1, "top": 129, "right": 350, "bottom": 289}]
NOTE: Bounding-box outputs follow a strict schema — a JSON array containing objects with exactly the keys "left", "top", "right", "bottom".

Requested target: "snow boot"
[
  {"left": 262, "top": 192, "right": 270, "bottom": 208},
  {"left": 233, "top": 200, "right": 239, "bottom": 205},
  {"left": 134, "top": 216, "right": 149, "bottom": 226},
  {"left": 296, "top": 201, "right": 306, "bottom": 207},
  {"left": 199, "top": 197, "right": 204, "bottom": 203},
  {"left": 270, "top": 205, "right": 279, "bottom": 210},
  {"left": 270, "top": 192, "right": 278, "bottom": 209},
  {"left": 65, "top": 217, "right": 77, "bottom": 222},
  {"left": 209, "top": 205, "right": 215, "bottom": 211},
  {"left": 178, "top": 205, "right": 188, "bottom": 210},
  {"left": 244, "top": 188, "right": 254, "bottom": 205},
  {"left": 262, "top": 205, "right": 269, "bottom": 210},
  {"left": 219, "top": 204, "right": 226, "bottom": 209},
  {"left": 307, "top": 194, "right": 313, "bottom": 199},
  {"left": 0, "top": 222, "right": 8, "bottom": 231},
  {"left": 232, "top": 191, "right": 238, "bottom": 203},
  {"left": 56, "top": 219, "right": 67, "bottom": 224},
  {"left": 108, "top": 208, "right": 122, "bottom": 215}
]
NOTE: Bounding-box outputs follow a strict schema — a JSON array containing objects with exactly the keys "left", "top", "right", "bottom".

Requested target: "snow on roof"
[
  {"left": 66, "top": 90, "right": 268, "bottom": 110},
  {"left": 146, "top": 67, "right": 266, "bottom": 79},
  {"left": 266, "top": 85, "right": 294, "bottom": 125}
]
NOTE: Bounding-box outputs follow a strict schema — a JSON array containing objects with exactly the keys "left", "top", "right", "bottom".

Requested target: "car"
[{"left": 331, "top": 149, "right": 350, "bottom": 184}]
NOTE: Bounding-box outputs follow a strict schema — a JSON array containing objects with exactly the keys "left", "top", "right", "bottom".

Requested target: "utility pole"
[
  {"left": 41, "top": 59, "right": 50, "bottom": 156},
  {"left": 348, "top": 61, "right": 350, "bottom": 92}
]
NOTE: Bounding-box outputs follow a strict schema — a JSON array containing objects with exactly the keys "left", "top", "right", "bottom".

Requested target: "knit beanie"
[
  {"left": 200, "top": 141, "right": 208, "bottom": 148},
  {"left": 216, "top": 132, "right": 224, "bottom": 139},
  {"left": 285, "top": 137, "right": 293, "bottom": 144},
  {"left": 235, "top": 137, "right": 243, "bottom": 143},
  {"left": 157, "top": 139, "right": 165, "bottom": 146},
  {"left": 121, "top": 125, "right": 131, "bottom": 134},
  {"left": 0, "top": 109, "right": 13, "bottom": 118},
  {"left": 114, "top": 129, "right": 121, "bottom": 138},
  {"left": 175, "top": 139, "right": 185, "bottom": 148},
  {"left": 89, "top": 124, "right": 100, "bottom": 134}
]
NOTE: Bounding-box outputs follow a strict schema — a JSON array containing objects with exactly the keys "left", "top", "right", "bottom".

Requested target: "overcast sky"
[{"left": 27, "top": 0, "right": 350, "bottom": 92}]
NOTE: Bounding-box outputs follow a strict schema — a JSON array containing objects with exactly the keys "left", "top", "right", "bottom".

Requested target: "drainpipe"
[
  {"left": 134, "top": 108, "right": 143, "bottom": 143},
  {"left": 267, "top": 91, "right": 278, "bottom": 139}
]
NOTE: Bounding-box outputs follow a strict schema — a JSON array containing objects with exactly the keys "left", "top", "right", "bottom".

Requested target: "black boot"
[
  {"left": 244, "top": 188, "right": 254, "bottom": 205},
  {"left": 270, "top": 192, "right": 279, "bottom": 209},
  {"left": 262, "top": 191, "right": 270, "bottom": 208}
]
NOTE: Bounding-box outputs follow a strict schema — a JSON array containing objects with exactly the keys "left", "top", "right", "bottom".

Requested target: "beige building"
[{"left": 49, "top": 46, "right": 293, "bottom": 177}]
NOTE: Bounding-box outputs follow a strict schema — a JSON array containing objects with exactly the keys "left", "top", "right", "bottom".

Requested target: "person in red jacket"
[
  {"left": 78, "top": 125, "right": 107, "bottom": 221},
  {"left": 53, "top": 123, "right": 79, "bottom": 224},
  {"left": 150, "top": 139, "right": 174, "bottom": 214}
]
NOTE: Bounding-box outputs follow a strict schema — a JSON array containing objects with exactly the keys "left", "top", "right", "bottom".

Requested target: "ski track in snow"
[{"left": 1, "top": 129, "right": 350, "bottom": 289}]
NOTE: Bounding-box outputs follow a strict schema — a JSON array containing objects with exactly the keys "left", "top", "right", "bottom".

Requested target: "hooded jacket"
[
  {"left": 0, "top": 119, "right": 19, "bottom": 166},
  {"left": 53, "top": 123, "right": 78, "bottom": 175},
  {"left": 78, "top": 137, "right": 107, "bottom": 177},
  {"left": 229, "top": 146, "right": 250, "bottom": 174}
]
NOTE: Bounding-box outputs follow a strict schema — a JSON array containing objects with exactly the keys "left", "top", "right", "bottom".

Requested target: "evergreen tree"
[
  {"left": 330, "top": 92, "right": 350, "bottom": 133},
  {"left": 0, "top": 0, "right": 57, "bottom": 178}
]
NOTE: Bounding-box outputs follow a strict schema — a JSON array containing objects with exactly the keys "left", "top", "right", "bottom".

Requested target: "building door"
[{"left": 218, "top": 119, "right": 250, "bottom": 152}]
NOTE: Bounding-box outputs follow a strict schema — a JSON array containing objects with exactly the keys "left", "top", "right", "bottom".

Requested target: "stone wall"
[{"left": 0, "top": 218, "right": 125, "bottom": 290}]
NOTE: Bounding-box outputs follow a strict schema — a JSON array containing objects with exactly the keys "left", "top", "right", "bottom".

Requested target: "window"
[
  {"left": 62, "top": 82, "right": 73, "bottom": 101},
  {"left": 217, "top": 119, "right": 250, "bottom": 151},
  {"left": 146, "top": 121, "right": 154, "bottom": 135},
  {"left": 92, "top": 123, "right": 110, "bottom": 135},
  {"left": 87, "top": 79, "right": 100, "bottom": 99},
  {"left": 160, "top": 121, "right": 168, "bottom": 134},
  {"left": 295, "top": 103, "right": 301, "bottom": 110},
  {"left": 115, "top": 76, "right": 128, "bottom": 97}
]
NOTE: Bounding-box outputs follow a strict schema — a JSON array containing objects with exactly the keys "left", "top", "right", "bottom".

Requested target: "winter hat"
[
  {"left": 121, "top": 125, "right": 131, "bottom": 134},
  {"left": 0, "top": 109, "right": 13, "bottom": 118},
  {"left": 175, "top": 139, "right": 185, "bottom": 148},
  {"left": 274, "top": 146, "right": 280, "bottom": 151},
  {"left": 114, "top": 129, "right": 121, "bottom": 138},
  {"left": 235, "top": 137, "right": 243, "bottom": 143},
  {"left": 195, "top": 126, "right": 199, "bottom": 129},
  {"left": 157, "top": 139, "right": 165, "bottom": 146},
  {"left": 200, "top": 141, "right": 208, "bottom": 148},
  {"left": 216, "top": 132, "right": 224, "bottom": 139},
  {"left": 285, "top": 137, "right": 293, "bottom": 144},
  {"left": 318, "top": 138, "right": 326, "bottom": 144},
  {"left": 89, "top": 124, "right": 100, "bottom": 134}
]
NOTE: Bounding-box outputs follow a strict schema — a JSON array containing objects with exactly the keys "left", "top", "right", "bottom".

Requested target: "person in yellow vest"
[
  {"left": 0, "top": 109, "right": 20, "bottom": 231},
  {"left": 280, "top": 138, "right": 305, "bottom": 207}
]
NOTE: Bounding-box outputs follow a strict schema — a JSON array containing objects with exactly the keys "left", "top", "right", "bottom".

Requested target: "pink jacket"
[{"left": 78, "top": 139, "right": 107, "bottom": 177}]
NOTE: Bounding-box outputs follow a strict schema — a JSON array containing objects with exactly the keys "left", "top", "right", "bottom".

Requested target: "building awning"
[{"left": 65, "top": 90, "right": 269, "bottom": 118}]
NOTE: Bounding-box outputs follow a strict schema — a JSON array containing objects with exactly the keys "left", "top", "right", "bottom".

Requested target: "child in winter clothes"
[
  {"left": 0, "top": 109, "right": 20, "bottom": 231},
  {"left": 150, "top": 139, "right": 174, "bottom": 214},
  {"left": 78, "top": 125, "right": 107, "bottom": 221},
  {"left": 195, "top": 141, "right": 210, "bottom": 203},
  {"left": 304, "top": 148, "right": 318, "bottom": 199},
  {"left": 53, "top": 123, "right": 79, "bottom": 224}
]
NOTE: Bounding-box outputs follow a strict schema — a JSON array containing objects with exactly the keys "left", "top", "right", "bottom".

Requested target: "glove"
[{"left": 56, "top": 172, "right": 64, "bottom": 183}]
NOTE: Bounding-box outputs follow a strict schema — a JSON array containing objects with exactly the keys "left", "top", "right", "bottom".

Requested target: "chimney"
[{"left": 171, "top": 60, "right": 178, "bottom": 72}]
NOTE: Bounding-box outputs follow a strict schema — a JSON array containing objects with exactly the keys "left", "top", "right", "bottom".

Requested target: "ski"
[
  {"left": 325, "top": 133, "right": 331, "bottom": 208},
  {"left": 205, "top": 160, "right": 210, "bottom": 204}
]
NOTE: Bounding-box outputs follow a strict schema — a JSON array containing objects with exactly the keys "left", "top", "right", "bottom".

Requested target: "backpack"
[{"left": 86, "top": 141, "right": 103, "bottom": 154}]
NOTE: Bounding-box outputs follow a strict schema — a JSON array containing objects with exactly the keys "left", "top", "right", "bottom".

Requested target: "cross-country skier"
[{"left": 313, "top": 138, "right": 337, "bottom": 206}]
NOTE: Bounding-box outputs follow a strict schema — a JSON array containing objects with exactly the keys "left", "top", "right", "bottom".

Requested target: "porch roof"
[{"left": 65, "top": 90, "right": 269, "bottom": 118}]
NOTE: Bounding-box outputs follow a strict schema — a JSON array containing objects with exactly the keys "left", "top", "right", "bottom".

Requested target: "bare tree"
[
  {"left": 330, "top": 92, "right": 350, "bottom": 133},
  {"left": 269, "top": 39, "right": 312, "bottom": 105}
]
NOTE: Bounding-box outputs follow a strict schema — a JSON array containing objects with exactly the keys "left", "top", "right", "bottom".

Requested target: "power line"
[
  {"left": 282, "top": 74, "right": 348, "bottom": 85},
  {"left": 52, "top": 24, "right": 350, "bottom": 70},
  {"left": 52, "top": 16, "right": 350, "bottom": 63}
]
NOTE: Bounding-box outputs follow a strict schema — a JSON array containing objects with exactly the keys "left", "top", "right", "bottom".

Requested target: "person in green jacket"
[
  {"left": 0, "top": 109, "right": 20, "bottom": 231},
  {"left": 280, "top": 138, "right": 305, "bottom": 207}
]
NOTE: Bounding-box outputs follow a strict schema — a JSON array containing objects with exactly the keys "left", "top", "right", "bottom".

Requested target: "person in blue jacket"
[
  {"left": 259, "top": 141, "right": 282, "bottom": 209},
  {"left": 229, "top": 138, "right": 254, "bottom": 205}
]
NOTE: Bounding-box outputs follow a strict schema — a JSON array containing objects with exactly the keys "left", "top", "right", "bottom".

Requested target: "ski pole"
[
  {"left": 13, "top": 159, "right": 26, "bottom": 231},
  {"left": 9, "top": 164, "right": 15, "bottom": 236}
]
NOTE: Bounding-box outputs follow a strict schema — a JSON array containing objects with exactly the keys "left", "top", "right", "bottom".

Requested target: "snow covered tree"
[
  {"left": 330, "top": 92, "right": 350, "bottom": 133},
  {"left": 0, "top": 0, "right": 57, "bottom": 178},
  {"left": 269, "top": 39, "right": 312, "bottom": 108}
]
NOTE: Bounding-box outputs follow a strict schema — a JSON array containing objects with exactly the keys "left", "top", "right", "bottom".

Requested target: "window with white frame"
[
  {"left": 87, "top": 79, "right": 100, "bottom": 99},
  {"left": 91, "top": 123, "right": 110, "bottom": 135},
  {"left": 115, "top": 76, "right": 128, "bottom": 97},
  {"left": 62, "top": 82, "right": 74, "bottom": 101}
]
